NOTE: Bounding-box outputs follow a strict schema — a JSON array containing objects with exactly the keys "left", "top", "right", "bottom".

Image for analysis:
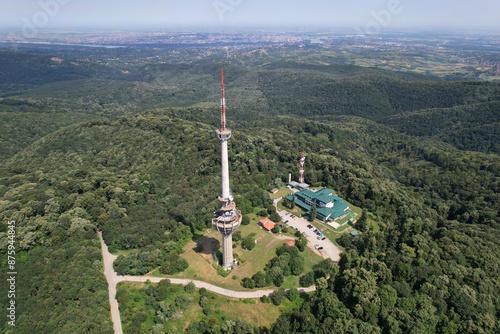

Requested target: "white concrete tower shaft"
[
  {"left": 213, "top": 68, "right": 242, "bottom": 271},
  {"left": 221, "top": 139, "right": 231, "bottom": 200}
]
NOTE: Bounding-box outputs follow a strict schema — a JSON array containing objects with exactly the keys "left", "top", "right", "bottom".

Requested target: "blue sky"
[{"left": 1, "top": 0, "right": 499, "bottom": 31}]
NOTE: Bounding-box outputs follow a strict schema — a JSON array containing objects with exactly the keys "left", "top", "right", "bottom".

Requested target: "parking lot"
[{"left": 274, "top": 199, "right": 341, "bottom": 262}]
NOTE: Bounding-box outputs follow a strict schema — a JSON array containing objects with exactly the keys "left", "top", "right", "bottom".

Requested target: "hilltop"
[
  {"left": 1, "top": 107, "right": 499, "bottom": 332},
  {"left": 0, "top": 45, "right": 499, "bottom": 333}
]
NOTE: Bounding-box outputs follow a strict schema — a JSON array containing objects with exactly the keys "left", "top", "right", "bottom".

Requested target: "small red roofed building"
[
  {"left": 285, "top": 240, "right": 295, "bottom": 247},
  {"left": 259, "top": 217, "right": 276, "bottom": 231}
]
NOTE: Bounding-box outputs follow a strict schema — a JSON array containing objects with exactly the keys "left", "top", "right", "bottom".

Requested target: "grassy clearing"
[
  {"left": 270, "top": 187, "right": 293, "bottom": 200},
  {"left": 335, "top": 223, "right": 352, "bottom": 233},
  {"left": 118, "top": 280, "right": 310, "bottom": 332},
  {"left": 366, "top": 211, "right": 382, "bottom": 233},
  {"left": 149, "top": 220, "right": 323, "bottom": 291}
]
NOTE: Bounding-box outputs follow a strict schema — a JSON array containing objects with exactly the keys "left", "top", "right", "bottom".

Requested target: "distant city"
[{"left": 1, "top": 29, "right": 499, "bottom": 79}]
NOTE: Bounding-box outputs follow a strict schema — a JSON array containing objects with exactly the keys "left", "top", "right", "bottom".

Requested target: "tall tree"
[{"left": 309, "top": 203, "right": 317, "bottom": 222}]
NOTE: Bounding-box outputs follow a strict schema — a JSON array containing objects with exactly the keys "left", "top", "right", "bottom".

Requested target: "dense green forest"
[
  {"left": 1, "top": 51, "right": 499, "bottom": 164},
  {"left": 0, "top": 49, "right": 499, "bottom": 333}
]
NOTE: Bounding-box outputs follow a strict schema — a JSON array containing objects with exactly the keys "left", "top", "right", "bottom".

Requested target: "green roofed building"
[{"left": 285, "top": 187, "right": 350, "bottom": 222}]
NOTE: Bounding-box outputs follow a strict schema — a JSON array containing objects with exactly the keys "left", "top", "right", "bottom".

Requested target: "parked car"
[
  {"left": 321, "top": 237, "right": 326, "bottom": 241},
  {"left": 317, "top": 247, "right": 324, "bottom": 250},
  {"left": 307, "top": 225, "right": 313, "bottom": 229}
]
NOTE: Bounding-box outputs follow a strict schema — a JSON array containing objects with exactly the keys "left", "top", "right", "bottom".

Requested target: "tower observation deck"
[{"left": 212, "top": 68, "right": 242, "bottom": 270}]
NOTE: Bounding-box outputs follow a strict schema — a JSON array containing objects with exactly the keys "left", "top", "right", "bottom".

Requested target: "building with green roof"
[{"left": 285, "top": 187, "right": 350, "bottom": 222}]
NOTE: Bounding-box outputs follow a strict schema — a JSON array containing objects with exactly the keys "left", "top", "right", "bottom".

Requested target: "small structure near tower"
[
  {"left": 288, "top": 153, "right": 310, "bottom": 190},
  {"left": 212, "top": 68, "right": 242, "bottom": 271},
  {"left": 299, "top": 154, "right": 306, "bottom": 183}
]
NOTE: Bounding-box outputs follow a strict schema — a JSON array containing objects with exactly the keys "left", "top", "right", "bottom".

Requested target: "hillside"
[
  {"left": 1, "top": 109, "right": 499, "bottom": 332},
  {"left": 1, "top": 52, "right": 499, "bottom": 165},
  {"left": 0, "top": 46, "right": 499, "bottom": 333},
  {"left": 382, "top": 101, "right": 500, "bottom": 154}
]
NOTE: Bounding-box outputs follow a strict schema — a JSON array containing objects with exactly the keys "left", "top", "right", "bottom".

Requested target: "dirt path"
[
  {"left": 98, "top": 231, "right": 123, "bottom": 334},
  {"left": 117, "top": 276, "right": 315, "bottom": 298},
  {"left": 264, "top": 235, "right": 295, "bottom": 248}
]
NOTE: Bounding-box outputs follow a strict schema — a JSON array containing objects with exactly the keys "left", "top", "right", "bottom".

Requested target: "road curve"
[
  {"left": 117, "top": 275, "right": 315, "bottom": 298},
  {"left": 98, "top": 231, "right": 317, "bottom": 334}
]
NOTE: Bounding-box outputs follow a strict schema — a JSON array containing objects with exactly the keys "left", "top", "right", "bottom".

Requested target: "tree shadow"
[{"left": 194, "top": 236, "right": 220, "bottom": 256}]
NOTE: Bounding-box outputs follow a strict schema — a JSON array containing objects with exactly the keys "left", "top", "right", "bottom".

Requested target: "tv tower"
[
  {"left": 212, "top": 68, "right": 242, "bottom": 270},
  {"left": 299, "top": 154, "right": 306, "bottom": 183}
]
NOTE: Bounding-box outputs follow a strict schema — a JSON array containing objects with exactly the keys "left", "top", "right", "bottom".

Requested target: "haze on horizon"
[{"left": 0, "top": 0, "right": 499, "bottom": 33}]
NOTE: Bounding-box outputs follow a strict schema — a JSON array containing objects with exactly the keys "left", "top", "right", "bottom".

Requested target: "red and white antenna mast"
[
  {"left": 220, "top": 68, "right": 226, "bottom": 131},
  {"left": 299, "top": 154, "right": 305, "bottom": 183},
  {"left": 213, "top": 68, "right": 241, "bottom": 271}
]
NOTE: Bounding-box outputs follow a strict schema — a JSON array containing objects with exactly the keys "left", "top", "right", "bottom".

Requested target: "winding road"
[{"left": 98, "top": 231, "right": 316, "bottom": 334}]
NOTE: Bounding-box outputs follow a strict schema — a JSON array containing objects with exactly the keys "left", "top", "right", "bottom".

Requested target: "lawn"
[
  {"left": 366, "top": 211, "right": 382, "bottom": 233},
  {"left": 270, "top": 187, "right": 293, "bottom": 200},
  {"left": 149, "top": 218, "right": 323, "bottom": 291},
  {"left": 335, "top": 223, "right": 352, "bottom": 233},
  {"left": 118, "top": 281, "right": 310, "bottom": 333},
  {"left": 336, "top": 214, "right": 352, "bottom": 226}
]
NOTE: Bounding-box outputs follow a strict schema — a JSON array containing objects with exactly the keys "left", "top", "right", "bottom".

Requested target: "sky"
[{"left": 1, "top": 0, "right": 499, "bottom": 32}]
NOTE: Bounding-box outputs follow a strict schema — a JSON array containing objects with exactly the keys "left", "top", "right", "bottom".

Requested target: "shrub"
[
  {"left": 199, "top": 296, "right": 209, "bottom": 308},
  {"left": 271, "top": 288, "right": 286, "bottom": 306},
  {"left": 241, "top": 215, "right": 250, "bottom": 225},
  {"left": 241, "top": 277, "right": 255, "bottom": 289},
  {"left": 233, "top": 230, "right": 242, "bottom": 241},
  {"left": 242, "top": 235, "right": 256, "bottom": 250},
  {"left": 184, "top": 281, "right": 195, "bottom": 293},
  {"left": 261, "top": 295, "right": 272, "bottom": 303},
  {"left": 287, "top": 288, "right": 300, "bottom": 302},
  {"left": 257, "top": 209, "right": 268, "bottom": 217},
  {"left": 270, "top": 212, "right": 282, "bottom": 223},
  {"left": 295, "top": 236, "right": 307, "bottom": 252},
  {"left": 299, "top": 271, "right": 315, "bottom": 287}
]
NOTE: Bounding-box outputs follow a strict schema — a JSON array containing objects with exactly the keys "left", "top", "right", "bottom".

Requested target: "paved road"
[
  {"left": 98, "top": 231, "right": 123, "bottom": 334},
  {"left": 274, "top": 198, "right": 342, "bottom": 262}
]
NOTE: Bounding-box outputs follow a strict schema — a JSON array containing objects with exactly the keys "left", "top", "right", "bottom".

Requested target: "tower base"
[{"left": 221, "top": 234, "right": 233, "bottom": 270}]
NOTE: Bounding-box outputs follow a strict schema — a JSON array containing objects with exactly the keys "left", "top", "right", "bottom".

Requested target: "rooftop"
[
  {"left": 285, "top": 187, "right": 350, "bottom": 221},
  {"left": 259, "top": 217, "right": 276, "bottom": 231}
]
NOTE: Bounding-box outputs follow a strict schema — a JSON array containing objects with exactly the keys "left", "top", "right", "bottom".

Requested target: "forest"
[{"left": 0, "top": 48, "right": 498, "bottom": 333}]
